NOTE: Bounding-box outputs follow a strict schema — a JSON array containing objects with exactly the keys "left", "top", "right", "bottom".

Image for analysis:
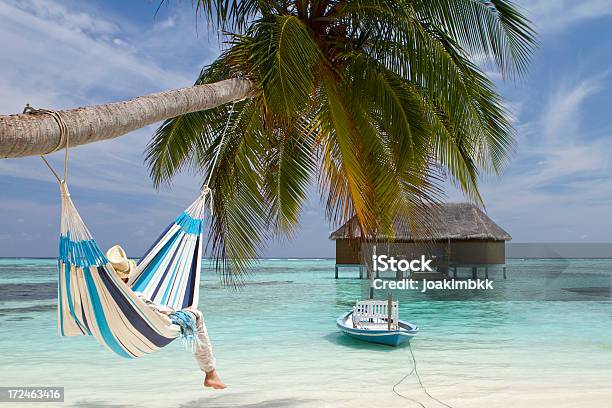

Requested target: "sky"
[{"left": 1, "top": 0, "right": 612, "bottom": 258}]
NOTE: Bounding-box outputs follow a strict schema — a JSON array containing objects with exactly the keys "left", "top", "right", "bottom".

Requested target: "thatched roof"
[{"left": 329, "top": 203, "right": 511, "bottom": 241}]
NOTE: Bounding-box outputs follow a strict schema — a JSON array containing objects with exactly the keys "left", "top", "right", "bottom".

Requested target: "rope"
[
  {"left": 392, "top": 347, "right": 423, "bottom": 408},
  {"left": 25, "top": 101, "right": 236, "bottom": 209},
  {"left": 204, "top": 102, "right": 236, "bottom": 188},
  {"left": 40, "top": 155, "right": 62, "bottom": 184},
  {"left": 23, "top": 104, "right": 70, "bottom": 184},
  {"left": 199, "top": 102, "right": 237, "bottom": 215},
  {"left": 200, "top": 186, "right": 214, "bottom": 215},
  {"left": 392, "top": 343, "right": 455, "bottom": 408}
]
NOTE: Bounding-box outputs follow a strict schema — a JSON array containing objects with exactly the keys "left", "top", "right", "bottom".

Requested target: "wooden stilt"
[
  {"left": 453, "top": 266, "right": 457, "bottom": 279},
  {"left": 335, "top": 265, "right": 338, "bottom": 279},
  {"left": 485, "top": 266, "right": 489, "bottom": 279},
  {"left": 503, "top": 266, "right": 507, "bottom": 280},
  {"left": 359, "top": 265, "right": 364, "bottom": 279},
  {"left": 387, "top": 291, "right": 393, "bottom": 331},
  {"left": 471, "top": 267, "right": 477, "bottom": 279}
]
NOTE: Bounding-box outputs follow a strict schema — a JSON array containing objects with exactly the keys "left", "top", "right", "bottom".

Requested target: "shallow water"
[{"left": 0, "top": 258, "right": 611, "bottom": 407}]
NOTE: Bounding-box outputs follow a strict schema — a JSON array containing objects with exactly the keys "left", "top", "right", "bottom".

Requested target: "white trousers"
[
  {"left": 138, "top": 294, "right": 216, "bottom": 373},
  {"left": 189, "top": 309, "right": 216, "bottom": 373}
]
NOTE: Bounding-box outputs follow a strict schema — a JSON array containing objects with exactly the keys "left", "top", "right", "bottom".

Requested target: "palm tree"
[
  {"left": 0, "top": 1, "right": 535, "bottom": 285},
  {"left": 146, "top": 0, "right": 535, "bottom": 284}
]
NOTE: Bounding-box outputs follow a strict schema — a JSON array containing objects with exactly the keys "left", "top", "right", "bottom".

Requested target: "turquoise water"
[{"left": 0, "top": 259, "right": 611, "bottom": 407}]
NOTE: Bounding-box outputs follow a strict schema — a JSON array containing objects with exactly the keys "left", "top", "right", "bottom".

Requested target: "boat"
[{"left": 336, "top": 299, "right": 418, "bottom": 347}]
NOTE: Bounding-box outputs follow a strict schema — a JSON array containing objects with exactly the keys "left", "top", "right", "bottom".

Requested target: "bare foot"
[{"left": 203, "top": 369, "right": 227, "bottom": 390}]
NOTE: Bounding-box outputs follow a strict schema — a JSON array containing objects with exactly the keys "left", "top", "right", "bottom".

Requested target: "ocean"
[{"left": 0, "top": 258, "right": 610, "bottom": 407}]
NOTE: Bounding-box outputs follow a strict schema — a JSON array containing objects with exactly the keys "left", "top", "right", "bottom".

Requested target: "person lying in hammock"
[{"left": 106, "top": 245, "right": 227, "bottom": 390}]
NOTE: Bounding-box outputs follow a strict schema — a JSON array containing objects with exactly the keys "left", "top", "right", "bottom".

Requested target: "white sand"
[{"left": 194, "top": 381, "right": 612, "bottom": 408}]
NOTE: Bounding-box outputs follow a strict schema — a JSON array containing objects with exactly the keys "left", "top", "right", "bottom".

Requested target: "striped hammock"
[
  {"left": 129, "top": 191, "right": 208, "bottom": 310},
  {"left": 57, "top": 180, "right": 210, "bottom": 358}
]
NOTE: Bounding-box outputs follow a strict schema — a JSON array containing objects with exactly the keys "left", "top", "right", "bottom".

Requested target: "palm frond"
[
  {"left": 193, "top": 0, "right": 287, "bottom": 33},
  {"left": 263, "top": 122, "right": 316, "bottom": 236},
  {"left": 205, "top": 99, "right": 270, "bottom": 287},
  {"left": 245, "top": 15, "right": 324, "bottom": 120},
  {"left": 148, "top": 0, "right": 537, "bottom": 285},
  {"left": 146, "top": 60, "right": 232, "bottom": 186},
  {"left": 410, "top": 0, "right": 536, "bottom": 78}
]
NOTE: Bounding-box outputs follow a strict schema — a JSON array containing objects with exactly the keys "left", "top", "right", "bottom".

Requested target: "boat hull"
[{"left": 336, "top": 311, "right": 418, "bottom": 347}]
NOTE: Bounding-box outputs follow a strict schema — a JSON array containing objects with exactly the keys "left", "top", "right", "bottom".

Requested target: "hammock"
[
  {"left": 26, "top": 103, "right": 235, "bottom": 359},
  {"left": 56, "top": 180, "right": 210, "bottom": 358}
]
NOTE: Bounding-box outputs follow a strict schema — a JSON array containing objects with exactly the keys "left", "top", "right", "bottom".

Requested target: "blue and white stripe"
[
  {"left": 129, "top": 193, "right": 208, "bottom": 310},
  {"left": 56, "top": 181, "right": 209, "bottom": 358}
]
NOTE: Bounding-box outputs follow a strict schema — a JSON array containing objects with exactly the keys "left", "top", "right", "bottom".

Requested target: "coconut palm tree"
[
  {"left": 0, "top": 1, "right": 535, "bottom": 285},
  {"left": 145, "top": 0, "right": 535, "bottom": 284}
]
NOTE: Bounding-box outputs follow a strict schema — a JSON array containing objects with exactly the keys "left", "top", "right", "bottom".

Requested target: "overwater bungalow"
[{"left": 329, "top": 203, "right": 512, "bottom": 280}]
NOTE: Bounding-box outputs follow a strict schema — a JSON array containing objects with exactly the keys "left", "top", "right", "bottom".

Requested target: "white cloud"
[
  {"left": 158, "top": 16, "right": 176, "bottom": 29},
  {"left": 14, "top": 0, "right": 120, "bottom": 36},
  {"left": 0, "top": 0, "right": 190, "bottom": 110},
  {"left": 520, "top": 0, "right": 612, "bottom": 33},
  {"left": 542, "top": 78, "right": 603, "bottom": 142},
  {"left": 0, "top": 0, "right": 213, "bottom": 199},
  {"left": 0, "top": 0, "right": 223, "bottom": 256},
  {"left": 477, "top": 71, "right": 612, "bottom": 241}
]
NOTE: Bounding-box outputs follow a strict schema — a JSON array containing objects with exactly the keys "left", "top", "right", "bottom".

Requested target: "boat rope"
[
  {"left": 392, "top": 343, "right": 455, "bottom": 408},
  {"left": 392, "top": 346, "right": 422, "bottom": 408}
]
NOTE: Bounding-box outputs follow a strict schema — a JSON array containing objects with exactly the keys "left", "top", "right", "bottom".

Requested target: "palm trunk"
[{"left": 0, "top": 78, "right": 252, "bottom": 158}]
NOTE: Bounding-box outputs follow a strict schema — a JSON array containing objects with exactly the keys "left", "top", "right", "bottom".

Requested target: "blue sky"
[{"left": 1, "top": 0, "right": 612, "bottom": 257}]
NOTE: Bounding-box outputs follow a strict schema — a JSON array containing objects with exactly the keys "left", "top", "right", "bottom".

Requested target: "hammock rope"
[
  {"left": 205, "top": 101, "right": 236, "bottom": 188},
  {"left": 23, "top": 104, "right": 70, "bottom": 183},
  {"left": 199, "top": 101, "right": 237, "bottom": 216},
  {"left": 24, "top": 101, "right": 238, "bottom": 358}
]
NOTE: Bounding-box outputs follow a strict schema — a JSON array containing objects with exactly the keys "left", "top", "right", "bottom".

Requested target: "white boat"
[{"left": 337, "top": 299, "right": 418, "bottom": 346}]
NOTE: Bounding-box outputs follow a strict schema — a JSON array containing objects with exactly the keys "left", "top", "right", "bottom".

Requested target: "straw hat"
[{"left": 106, "top": 245, "right": 136, "bottom": 279}]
